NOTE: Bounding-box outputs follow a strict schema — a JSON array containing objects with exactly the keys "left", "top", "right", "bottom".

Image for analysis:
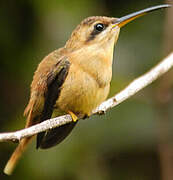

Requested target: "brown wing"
[
  {"left": 36, "top": 57, "right": 71, "bottom": 148},
  {"left": 25, "top": 49, "right": 77, "bottom": 149}
]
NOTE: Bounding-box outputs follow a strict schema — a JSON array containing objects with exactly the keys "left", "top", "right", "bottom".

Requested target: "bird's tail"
[
  {"left": 3, "top": 136, "right": 33, "bottom": 175},
  {"left": 4, "top": 102, "right": 37, "bottom": 175}
]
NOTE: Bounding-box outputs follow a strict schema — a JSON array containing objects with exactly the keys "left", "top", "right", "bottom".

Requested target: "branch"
[{"left": 1, "top": 52, "right": 173, "bottom": 143}]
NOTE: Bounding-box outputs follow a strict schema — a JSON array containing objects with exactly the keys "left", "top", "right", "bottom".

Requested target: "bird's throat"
[{"left": 69, "top": 42, "right": 114, "bottom": 88}]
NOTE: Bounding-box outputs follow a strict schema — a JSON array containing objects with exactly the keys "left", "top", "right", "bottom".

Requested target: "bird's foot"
[{"left": 68, "top": 111, "right": 78, "bottom": 122}]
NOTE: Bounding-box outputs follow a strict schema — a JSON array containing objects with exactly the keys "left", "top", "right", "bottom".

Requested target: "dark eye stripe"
[{"left": 86, "top": 23, "right": 108, "bottom": 42}]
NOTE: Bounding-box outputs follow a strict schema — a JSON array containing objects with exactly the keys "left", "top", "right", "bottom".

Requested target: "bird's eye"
[{"left": 95, "top": 23, "right": 105, "bottom": 32}]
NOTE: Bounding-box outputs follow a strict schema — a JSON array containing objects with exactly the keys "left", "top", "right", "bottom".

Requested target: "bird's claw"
[{"left": 68, "top": 111, "right": 78, "bottom": 122}]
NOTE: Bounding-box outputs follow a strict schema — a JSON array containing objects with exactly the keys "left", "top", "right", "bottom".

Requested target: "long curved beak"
[{"left": 113, "top": 4, "right": 171, "bottom": 28}]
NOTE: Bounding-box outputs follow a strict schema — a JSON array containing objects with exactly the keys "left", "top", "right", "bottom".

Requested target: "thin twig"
[{"left": 0, "top": 52, "right": 173, "bottom": 143}]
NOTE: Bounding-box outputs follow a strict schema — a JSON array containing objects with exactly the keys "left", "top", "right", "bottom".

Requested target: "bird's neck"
[{"left": 68, "top": 41, "right": 115, "bottom": 87}]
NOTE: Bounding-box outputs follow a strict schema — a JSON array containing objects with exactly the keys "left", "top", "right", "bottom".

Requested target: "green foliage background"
[{"left": 0, "top": 0, "right": 171, "bottom": 179}]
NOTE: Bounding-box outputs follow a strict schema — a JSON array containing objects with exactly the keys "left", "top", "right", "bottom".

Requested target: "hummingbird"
[{"left": 4, "top": 4, "right": 171, "bottom": 175}]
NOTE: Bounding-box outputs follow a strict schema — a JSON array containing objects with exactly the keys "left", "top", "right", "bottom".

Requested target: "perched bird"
[{"left": 4, "top": 4, "right": 170, "bottom": 175}]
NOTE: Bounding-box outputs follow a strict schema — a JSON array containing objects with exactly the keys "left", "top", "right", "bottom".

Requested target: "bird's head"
[{"left": 65, "top": 4, "right": 170, "bottom": 52}]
